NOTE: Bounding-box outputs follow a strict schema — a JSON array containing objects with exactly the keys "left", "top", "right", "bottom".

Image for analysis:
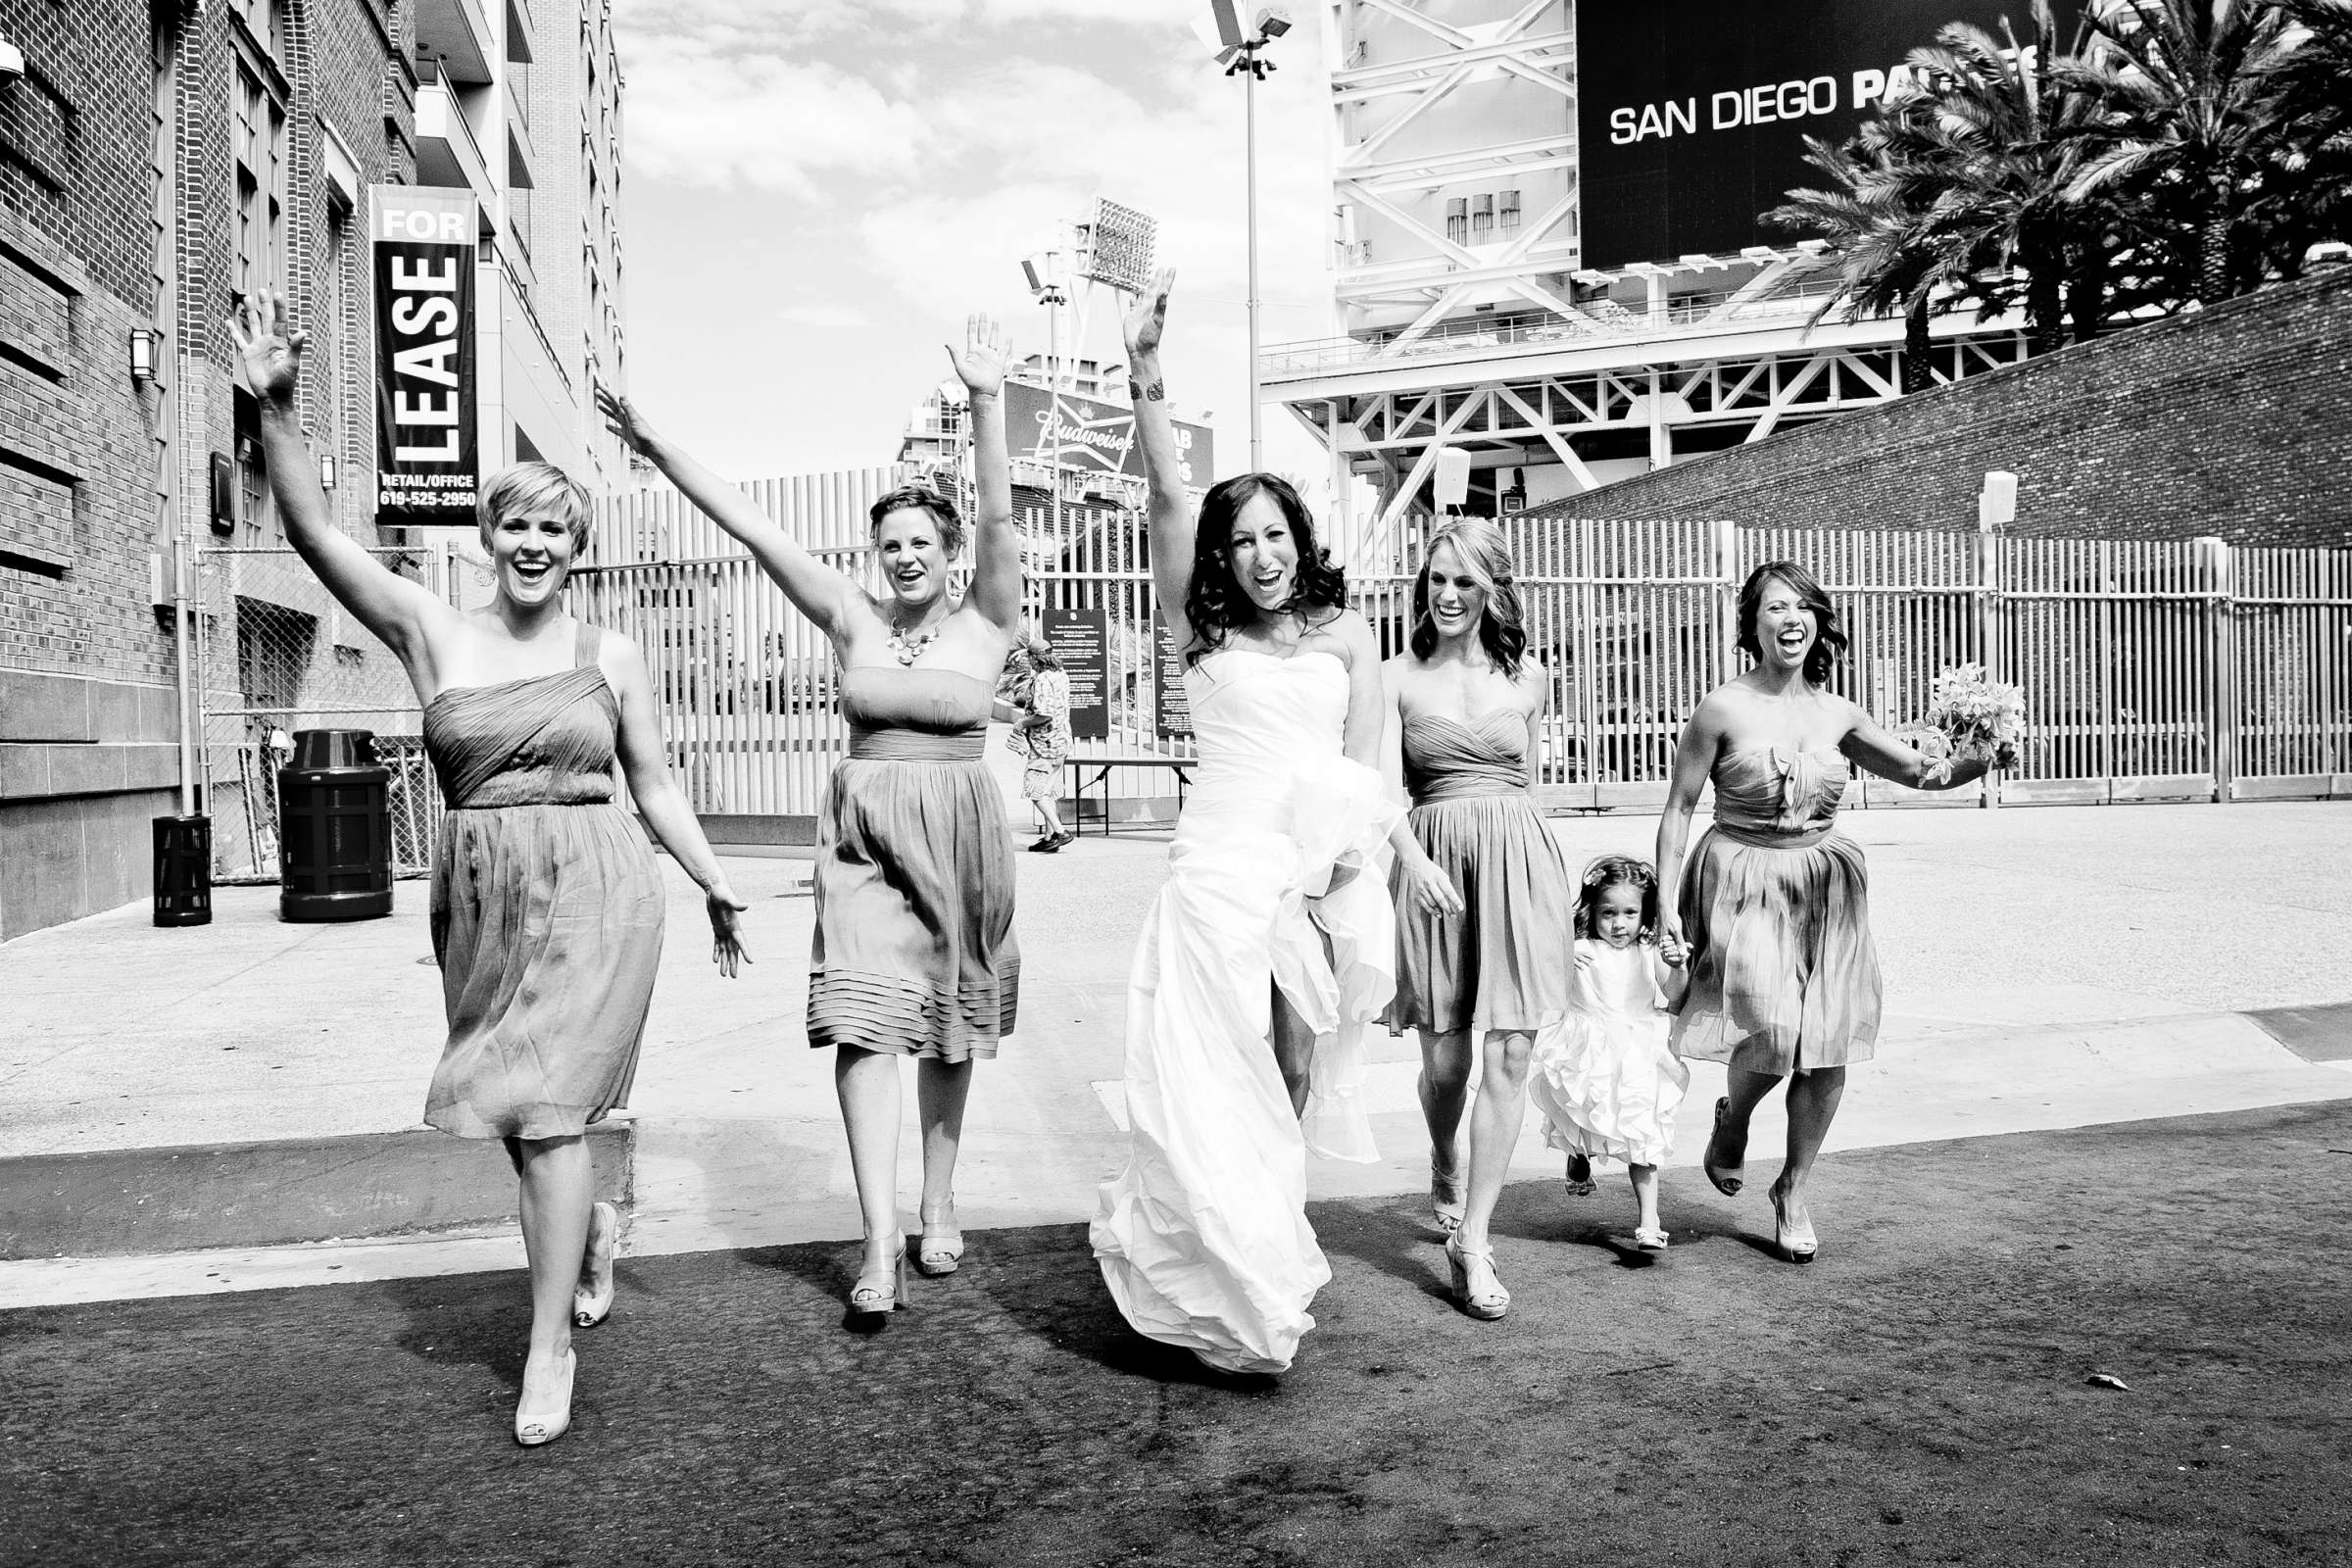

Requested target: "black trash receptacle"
[
  {"left": 153, "top": 813, "right": 213, "bottom": 927},
  {"left": 278, "top": 729, "right": 393, "bottom": 922}
]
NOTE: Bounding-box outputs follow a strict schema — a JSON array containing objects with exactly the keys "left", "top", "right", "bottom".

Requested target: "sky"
[{"left": 609, "top": 0, "right": 1344, "bottom": 503}]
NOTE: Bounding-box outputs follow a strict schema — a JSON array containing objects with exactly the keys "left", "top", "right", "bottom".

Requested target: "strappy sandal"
[
  {"left": 1633, "top": 1225, "right": 1670, "bottom": 1253},
  {"left": 1430, "top": 1155, "right": 1466, "bottom": 1234},
  {"left": 1703, "top": 1096, "right": 1746, "bottom": 1197},
  {"left": 850, "top": 1235, "right": 909, "bottom": 1316},
  {"left": 913, "top": 1211, "right": 964, "bottom": 1277},
  {"left": 1445, "top": 1233, "right": 1510, "bottom": 1320}
]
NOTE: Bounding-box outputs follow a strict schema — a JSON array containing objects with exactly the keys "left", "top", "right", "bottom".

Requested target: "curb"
[{"left": 0, "top": 1121, "right": 633, "bottom": 1261}]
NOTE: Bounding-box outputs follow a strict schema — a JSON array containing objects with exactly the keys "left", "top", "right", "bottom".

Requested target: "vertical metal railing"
[{"left": 575, "top": 485, "right": 2352, "bottom": 824}]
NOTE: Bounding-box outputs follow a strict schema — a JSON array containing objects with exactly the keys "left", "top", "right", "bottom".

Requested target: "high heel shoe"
[
  {"left": 1703, "top": 1097, "right": 1746, "bottom": 1197},
  {"left": 514, "top": 1347, "right": 576, "bottom": 1447},
  {"left": 1772, "top": 1191, "right": 1818, "bottom": 1264},
  {"left": 1632, "top": 1225, "right": 1670, "bottom": 1253},
  {"left": 849, "top": 1235, "right": 909, "bottom": 1316},
  {"left": 1445, "top": 1233, "right": 1510, "bottom": 1321},
  {"left": 1430, "top": 1155, "right": 1466, "bottom": 1234},
  {"left": 573, "top": 1200, "right": 618, "bottom": 1328},
  {"left": 914, "top": 1209, "right": 964, "bottom": 1277}
]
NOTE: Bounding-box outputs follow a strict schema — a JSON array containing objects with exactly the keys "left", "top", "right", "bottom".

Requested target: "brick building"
[
  {"left": 1523, "top": 267, "right": 2352, "bottom": 546},
  {"left": 0, "top": 0, "right": 629, "bottom": 940}
]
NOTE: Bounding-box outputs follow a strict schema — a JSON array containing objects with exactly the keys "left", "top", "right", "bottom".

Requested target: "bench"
[{"left": 1065, "top": 755, "right": 1197, "bottom": 837}]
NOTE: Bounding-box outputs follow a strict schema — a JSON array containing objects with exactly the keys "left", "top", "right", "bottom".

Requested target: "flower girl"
[{"left": 1528, "top": 856, "right": 1690, "bottom": 1251}]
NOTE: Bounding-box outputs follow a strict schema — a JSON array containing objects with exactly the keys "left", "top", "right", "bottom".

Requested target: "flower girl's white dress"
[{"left": 1529, "top": 938, "right": 1689, "bottom": 1168}]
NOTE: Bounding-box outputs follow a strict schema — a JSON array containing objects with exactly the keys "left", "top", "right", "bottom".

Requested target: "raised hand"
[
  {"left": 706, "top": 884, "right": 753, "bottom": 979},
  {"left": 596, "top": 383, "right": 658, "bottom": 456},
  {"left": 946, "top": 314, "right": 1012, "bottom": 399},
  {"left": 229, "top": 290, "right": 307, "bottom": 406},
  {"left": 1121, "top": 267, "right": 1174, "bottom": 360}
]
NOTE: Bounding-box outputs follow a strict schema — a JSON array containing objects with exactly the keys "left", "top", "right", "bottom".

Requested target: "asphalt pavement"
[{"left": 8, "top": 1101, "right": 2351, "bottom": 1568}]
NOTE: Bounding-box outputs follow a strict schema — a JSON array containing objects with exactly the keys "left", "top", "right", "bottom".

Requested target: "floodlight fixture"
[
  {"left": 1075, "top": 198, "right": 1156, "bottom": 293},
  {"left": 1204, "top": 2, "right": 1291, "bottom": 469}
]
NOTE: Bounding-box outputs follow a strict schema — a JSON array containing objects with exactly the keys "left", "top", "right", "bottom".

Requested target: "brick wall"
[
  {"left": 0, "top": 0, "right": 413, "bottom": 939},
  {"left": 1530, "top": 268, "right": 2352, "bottom": 546}
]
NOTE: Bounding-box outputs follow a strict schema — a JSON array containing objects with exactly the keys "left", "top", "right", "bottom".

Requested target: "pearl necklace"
[{"left": 885, "top": 616, "right": 943, "bottom": 666}]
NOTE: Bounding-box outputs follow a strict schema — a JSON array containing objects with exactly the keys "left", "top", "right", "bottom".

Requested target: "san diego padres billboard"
[{"left": 1576, "top": 0, "right": 2083, "bottom": 270}]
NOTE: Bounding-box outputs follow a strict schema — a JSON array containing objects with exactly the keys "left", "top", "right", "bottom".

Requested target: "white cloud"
[
  {"left": 620, "top": 41, "right": 935, "bottom": 196},
  {"left": 776, "top": 302, "right": 870, "bottom": 327}
]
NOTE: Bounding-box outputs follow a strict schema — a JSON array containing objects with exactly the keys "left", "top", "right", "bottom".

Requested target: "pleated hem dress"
[
  {"left": 1670, "top": 745, "right": 1883, "bottom": 1076},
  {"left": 1382, "top": 709, "right": 1573, "bottom": 1037},
  {"left": 807, "top": 665, "right": 1019, "bottom": 1061},
  {"left": 422, "top": 623, "right": 666, "bottom": 1141}
]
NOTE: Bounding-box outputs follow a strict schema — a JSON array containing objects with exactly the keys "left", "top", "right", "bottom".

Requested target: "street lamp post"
[
  {"left": 1022, "top": 250, "right": 1070, "bottom": 552},
  {"left": 1209, "top": 3, "right": 1290, "bottom": 474}
]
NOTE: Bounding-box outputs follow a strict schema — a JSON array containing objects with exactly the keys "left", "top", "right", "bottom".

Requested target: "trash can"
[
  {"left": 277, "top": 729, "right": 393, "bottom": 922},
  {"left": 152, "top": 813, "right": 213, "bottom": 927}
]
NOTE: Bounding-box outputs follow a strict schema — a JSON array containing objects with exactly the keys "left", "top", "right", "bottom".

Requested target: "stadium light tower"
[{"left": 1208, "top": 2, "right": 1291, "bottom": 473}]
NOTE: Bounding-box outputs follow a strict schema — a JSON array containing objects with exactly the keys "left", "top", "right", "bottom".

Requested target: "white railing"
[{"left": 1262, "top": 276, "right": 1855, "bottom": 377}]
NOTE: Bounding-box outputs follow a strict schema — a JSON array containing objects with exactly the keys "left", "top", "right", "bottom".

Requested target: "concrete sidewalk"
[{"left": 3, "top": 801, "right": 2348, "bottom": 1304}]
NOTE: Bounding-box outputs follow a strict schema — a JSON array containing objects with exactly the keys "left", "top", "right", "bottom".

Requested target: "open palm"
[
  {"left": 1121, "top": 267, "right": 1175, "bottom": 359},
  {"left": 946, "top": 315, "right": 1012, "bottom": 398},
  {"left": 229, "top": 290, "right": 307, "bottom": 404},
  {"left": 595, "top": 383, "right": 657, "bottom": 455}
]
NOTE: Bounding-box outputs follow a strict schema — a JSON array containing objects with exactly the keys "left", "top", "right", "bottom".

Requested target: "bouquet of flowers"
[{"left": 1920, "top": 662, "right": 2027, "bottom": 768}]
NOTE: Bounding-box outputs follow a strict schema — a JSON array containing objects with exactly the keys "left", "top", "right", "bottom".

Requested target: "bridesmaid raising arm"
[
  {"left": 601, "top": 320, "right": 1024, "bottom": 1317},
  {"left": 234, "top": 291, "right": 745, "bottom": 1448}
]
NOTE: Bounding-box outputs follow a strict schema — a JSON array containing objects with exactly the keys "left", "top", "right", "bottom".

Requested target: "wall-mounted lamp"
[
  {"left": 318, "top": 452, "right": 338, "bottom": 490},
  {"left": 128, "top": 327, "right": 158, "bottom": 382}
]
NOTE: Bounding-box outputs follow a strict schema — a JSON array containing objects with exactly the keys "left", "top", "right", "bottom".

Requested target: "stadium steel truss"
[{"left": 1276, "top": 1, "right": 2032, "bottom": 566}]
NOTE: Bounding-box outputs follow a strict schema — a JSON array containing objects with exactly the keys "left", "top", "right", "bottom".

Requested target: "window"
[{"left": 232, "top": 63, "right": 287, "bottom": 303}]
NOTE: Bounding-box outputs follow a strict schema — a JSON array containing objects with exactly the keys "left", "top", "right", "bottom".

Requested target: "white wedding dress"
[{"left": 1091, "top": 648, "right": 1401, "bottom": 1374}]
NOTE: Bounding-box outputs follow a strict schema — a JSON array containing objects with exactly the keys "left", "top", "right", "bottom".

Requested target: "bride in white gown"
[{"left": 1091, "top": 273, "right": 1462, "bottom": 1374}]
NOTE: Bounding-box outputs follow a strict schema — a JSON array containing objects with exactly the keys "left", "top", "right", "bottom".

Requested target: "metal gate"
[
  {"left": 188, "top": 543, "right": 487, "bottom": 881},
  {"left": 576, "top": 490, "right": 2352, "bottom": 822}
]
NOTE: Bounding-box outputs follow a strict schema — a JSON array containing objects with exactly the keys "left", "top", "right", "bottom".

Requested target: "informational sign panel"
[
  {"left": 1003, "top": 383, "right": 1214, "bottom": 491},
  {"left": 370, "top": 185, "right": 479, "bottom": 525},
  {"left": 1045, "top": 605, "right": 1110, "bottom": 742},
  {"left": 1576, "top": 0, "right": 2082, "bottom": 269},
  {"left": 1152, "top": 618, "right": 1193, "bottom": 741}
]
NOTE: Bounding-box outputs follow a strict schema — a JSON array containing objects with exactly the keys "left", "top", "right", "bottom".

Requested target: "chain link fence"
[{"left": 191, "top": 544, "right": 491, "bottom": 883}]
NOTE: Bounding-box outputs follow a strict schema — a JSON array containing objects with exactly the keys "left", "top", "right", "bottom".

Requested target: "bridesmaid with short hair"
[{"left": 234, "top": 293, "right": 748, "bottom": 1447}]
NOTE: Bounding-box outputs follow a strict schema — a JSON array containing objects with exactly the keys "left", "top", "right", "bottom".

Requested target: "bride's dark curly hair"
[{"left": 1182, "top": 473, "right": 1348, "bottom": 664}]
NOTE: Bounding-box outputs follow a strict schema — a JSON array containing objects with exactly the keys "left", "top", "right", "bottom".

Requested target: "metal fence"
[
  {"left": 189, "top": 542, "right": 493, "bottom": 881},
  {"left": 580, "top": 490, "right": 2351, "bottom": 823}
]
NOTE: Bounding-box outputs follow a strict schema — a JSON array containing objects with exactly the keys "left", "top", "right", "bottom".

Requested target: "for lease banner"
[{"left": 370, "top": 185, "right": 479, "bottom": 526}]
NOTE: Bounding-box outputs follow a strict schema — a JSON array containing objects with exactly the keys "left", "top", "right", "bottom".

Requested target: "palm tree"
[
  {"left": 1899, "top": 2, "right": 2116, "bottom": 354},
  {"left": 2061, "top": 0, "right": 2302, "bottom": 305},
  {"left": 2260, "top": 0, "right": 2352, "bottom": 273},
  {"left": 1769, "top": 108, "right": 1972, "bottom": 391}
]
